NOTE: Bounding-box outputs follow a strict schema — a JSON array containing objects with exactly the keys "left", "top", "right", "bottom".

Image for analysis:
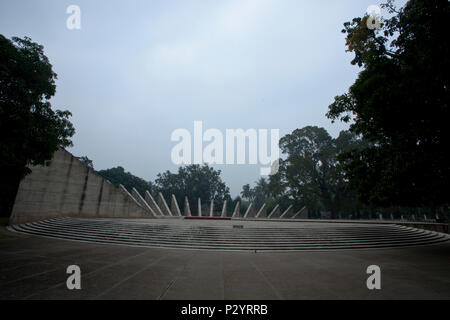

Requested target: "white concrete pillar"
[
  {"left": 158, "top": 192, "right": 172, "bottom": 216},
  {"left": 221, "top": 200, "right": 227, "bottom": 217},
  {"left": 171, "top": 194, "right": 182, "bottom": 216},
  {"left": 255, "top": 204, "right": 267, "bottom": 218},
  {"left": 268, "top": 205, "right": 281, "bottom": 219},
  {"left": 145, "top": 191, "right": 164, "bottom": 216},
  {"left": 184, "top": 196, "right": 191, "bottom": 217},
  {"left": 232, "top": 202, "right": 240, "bottom": 218},
  {"left": 243, "top": 203, "right": 255, "bottom": 219},
  {"left": 280, "top": 205, "right": 294, "bottom": 219},
  {"left": 292, "top": 207, "right": 308, "bottom": 219},
  {"left": 132, "top": 188, "right": 156, "bottom": 217},
  {"left": 209, "top": 200, "right": 214, "bottom": 217}
]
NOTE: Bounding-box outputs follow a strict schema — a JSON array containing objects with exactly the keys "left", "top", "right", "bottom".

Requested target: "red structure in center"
[{"left": 184, "top": 216, "right": 232, "bottom": 221}]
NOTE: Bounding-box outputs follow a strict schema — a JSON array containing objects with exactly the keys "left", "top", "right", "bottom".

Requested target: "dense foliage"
[
  {"left": 155, "top": 164, "right": 231, "bottom": 212},
  {"left": 267, "top": 127, "right": 369, "bottom": 218},
  {"left": 0, "top": 35, "right": 74, "bottom": 216},
  {"left": 97, "top": 166, "right": 154, "bottom": 197},
  {"left": 326, "top": 0, "right": 450, "bottom": 208},
  {"left": 241, "top": 178, "right": 271, "bottom": 209}
]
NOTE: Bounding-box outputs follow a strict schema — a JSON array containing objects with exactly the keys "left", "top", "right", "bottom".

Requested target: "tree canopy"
[
  {"left": 0, "top": 35, "right": 75, "bottom": 216},
  {"left": 269, "top": 126, "right": 368, "bottom": 218},
  {"left": 155, "top": 164, "right": 231, "bottom": 211},
  {"left": 97, "top": 166, "right": 154, "bottom": 197},
  {"left": 240, "top": 178, "right": 271, "bottom": 209},
  {"left": 0, "top": 35, "right": 75, "bottom": 175},
  {"left": 326, "top": 0, "right": 450, "bottom": 207}
]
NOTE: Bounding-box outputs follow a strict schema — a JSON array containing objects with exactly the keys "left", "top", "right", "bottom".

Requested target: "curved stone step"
[
  {"left": 19, "top": 220, "right": 439, "bottom": 243},
  {"left": 8, "top": 218, "right": 449, "bottom": 251}
]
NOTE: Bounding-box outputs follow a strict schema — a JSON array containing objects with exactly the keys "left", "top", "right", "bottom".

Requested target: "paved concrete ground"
[{"left": 1, "top": 226, "right": 449, "bottom": 300}]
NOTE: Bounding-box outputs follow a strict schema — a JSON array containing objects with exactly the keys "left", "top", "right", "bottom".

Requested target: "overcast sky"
[{"left": 0, "top": 0, "right": 407, "bottom": 197}]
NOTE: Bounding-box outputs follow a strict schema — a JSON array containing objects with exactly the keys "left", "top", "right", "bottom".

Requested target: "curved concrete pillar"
[
  {"left": 119, "top": 185, "right": 142, "bottom": 208},
  {"left": 292, "top": 206, "right": 308, "bottom": 219},
  {"left": 145, "top": 191, "right": 163, "bottom": 216},
  {"left": 171, "top": 194, "right": 182, "bottom": 216},
  {"left": 209, "top": 200, "right": 214, "bottom": 217},
  {"left": 158, "top": 192, "right": 172, "bottom": 216},
  {"left": 243, "top": 203, "right": 255, "bottom": 219},
  {"left": 221, "top": 200, "right": 227, "bottom": 217},
  {"left": 184, "top": 196, "right": 191, "bottom": 217},
  {"left": 132, "top": 188, "right": 157, "bottom": 217},
  {"left": 197, "top": 198, "right": 202, "bottom": 217},
  {"left": 232, "top": 202, "right": 240, "bottom": 218},
  {"left": 268, "top": 205, "right": 281, "bottom": 219},
  {"left": 255, "top": 204, "right": 267, "bottom": 218},
  {"left": 280, "top": 205, "right": 294, "bottom": 219}
]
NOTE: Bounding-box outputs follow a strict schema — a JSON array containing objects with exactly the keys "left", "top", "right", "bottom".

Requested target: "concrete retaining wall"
[{"left": 10, "top": 149, "right": 150, "bottom": 224}]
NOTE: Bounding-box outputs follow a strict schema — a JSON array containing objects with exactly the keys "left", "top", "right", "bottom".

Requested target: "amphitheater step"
[{"left": 8, "top": 217, "right": 449, "bottom": 252}]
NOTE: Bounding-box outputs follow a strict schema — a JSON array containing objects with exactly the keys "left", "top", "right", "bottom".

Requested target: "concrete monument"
[
  {"left": 268, "top": 205, "right": 281, "bottom": 219},
  {"left": 132, "top": 188, "right": 157, "bottom": 217},
  {"left": 158, "top": 193, "right": 172, "bottom": 216},
  {"left": 145, "top": 191, "right": 163, "bottom": 216},
  {"left": 255, "top": 204, "right": 267, "bottom": 218},
  {"left": 171, "top": 194, "right": 182, "bottom": 216},
  {"left": 184, "top": 196, "right": 191, "bottom": 217},
  {"left": 243, "top": 203, "right": 256, "bottom": 219},
  {"left": 280, "top": 205, "right": 294, "bottom": 219},
  {"left": 221, "top": 200, "right": 227, "bottom": 217},
  {"left": 232, "top": 202, "right": 240, "bottom": 218}
]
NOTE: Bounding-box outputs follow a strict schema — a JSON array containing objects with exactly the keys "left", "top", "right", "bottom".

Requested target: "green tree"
[
  {"left": 97, "top": 167, "right": 154, "bottom": 197},
  {"left": 240, "top": 184, "right": 254, "bottom": 202},
  {"left": 273, "top": 126, "right": 366, "bottom": 218},
  {"left": 231, "top": 196, "right": 242, "bottom": 216},
  {"left": 267, "top": 162, "right": 296, "bottom": 213},
  {"left": 252, "top": 177, "right": 271, "bottom": 208},
  {"left": 155, "top": 164, "right": 231, "bottom": 212},
  {"left": 0, "top": 35, "right": 75, "bottom": 217},
  {"left": 327, "top": 0, "right": 450, "bottom": 208},
  {"left": 267, "top": 167, "right": 286, "bottom": 199},
  {"left": 240, "top": 178, "right": 271, "bottom": 209}
]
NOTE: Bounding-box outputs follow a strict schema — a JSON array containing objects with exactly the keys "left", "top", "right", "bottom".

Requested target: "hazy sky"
[{"left": 0, "top": 0, "right": 407, "bottom": 197}]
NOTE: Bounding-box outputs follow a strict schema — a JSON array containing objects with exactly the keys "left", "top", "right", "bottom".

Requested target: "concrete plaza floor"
[{"left": 1, "top": 226, "right": 449, "bottom": 300}]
